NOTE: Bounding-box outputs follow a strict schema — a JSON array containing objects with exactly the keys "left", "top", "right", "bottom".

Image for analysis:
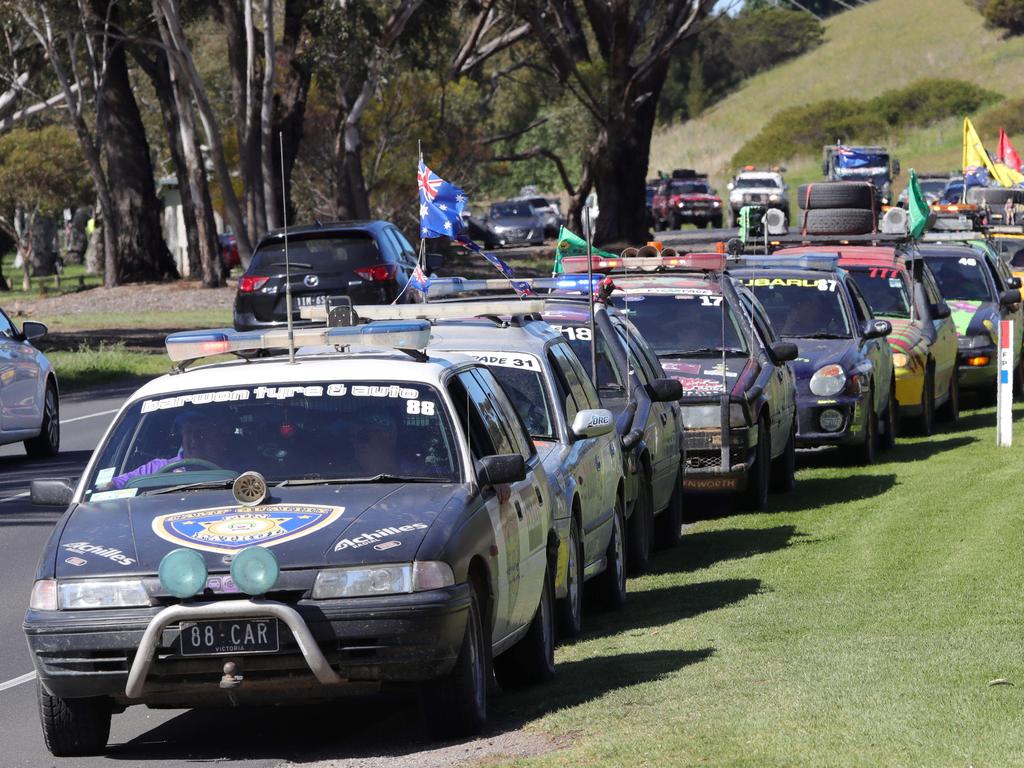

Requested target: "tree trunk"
[
  {"left": 260, "top": 0, "right": 278, "bottom": 231},
  {"left": 332, "top": 102, "right": 371, "bottom": 220},
  {"left": 244, "top": 0, "right": 266, "bottom": 240},
  {"left": 97, "top": 6, "right": 178, "bottom": 284}
]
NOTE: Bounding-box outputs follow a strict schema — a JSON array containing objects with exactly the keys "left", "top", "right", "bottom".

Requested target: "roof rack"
[
  {"left": 164, "top": 320, "right": 431, "bottom": 368},
  {"left": 561, "top": 252, "right": 726, "bottom": 275},
  {"left": 757, "top": 233, "right": 905, "bottom": 247},
  {"left": 729, "top": 254, "right": 840, "bottom": 272}
]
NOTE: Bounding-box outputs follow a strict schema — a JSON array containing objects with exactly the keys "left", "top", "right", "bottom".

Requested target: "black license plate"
[
  {"left": 179, "top": 619, "right": 280, "bottom": 656},
  {"left": 294, "top": 294, "right": 327, "bottom": 308}
]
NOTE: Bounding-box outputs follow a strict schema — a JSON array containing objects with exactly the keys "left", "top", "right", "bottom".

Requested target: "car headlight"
[
  {"left": 712, "top": 201, "right": 721, "bottom": 207},
  {"left": 959, "top": 335, "right": 994, "bottom": 350},
  {"left": 769, "top": 194, "right": 780, "bottom": 202},
  {"left": 681, "top": 404, "right": 747, "bottom": 428},
  {"left": 57, "top": 578, "right": 151, "bottom": 610},
  {"left": 492, "top": 224, "right": 508, "bottom": 233},
  {"left": 809, "top": 364, "right": 846, "bottom": 396},
  {"left": 892, "top": 352, "right": 909, "bottom": 368},
  {"left": 312, "top": 561, "right": 454, "bottom": 598}
]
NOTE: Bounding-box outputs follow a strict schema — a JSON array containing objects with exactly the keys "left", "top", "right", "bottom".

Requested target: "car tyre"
[
  {"left": 770, "top": 417, "right": 797, "bottom": 493},
  {"left": 741, "top": 416, "right": 770, "bottom": 510},
  {"left": 25, "top": 381, "right": 59, "bottom": 458},
  {"left": 797, "top": 182, "right": 875, "bottom": 210},
  {"left": 918, "top": 365, "right": 935, "bottom": 437},
  {"left": 422, "top": 585, "right": 488, "bottom": 738},
  {"left": 939, "top": 368, "right": 960, "bottom": 423},
  {"left": 1014, "top": 350, "right": 1024, "bottom": 399},
  {"left": 594, "top": 499, "right": 627, "bottom": 611},
  {"left": 626, "top": 473, "right": 654, "bottom": 575},
  {"left": 38, "top": 682, "right": 111, "bottom": 757},
  {"left": 846, "top": 395, "right": 877, "bottom": 466},
  {"left": 669, "top": 212, "right": 682, "bottom": 230},
  {"left": 711, "top": 215, "right": 723, "bottom": 229},
  {"left": 495, "top": 566, "right": 555, "bottom": 687},
  {"left": 556, "top": 518, "right": 584, "bottom": 639},
  {"left": 880, "top": 378, "right": 898, "bottom": 450},
  {"left": 803, "top": 208, "right": 875, "bottom": 235},
  {"left": 655, "top": 472, "right": 684, "bottom": 548}
]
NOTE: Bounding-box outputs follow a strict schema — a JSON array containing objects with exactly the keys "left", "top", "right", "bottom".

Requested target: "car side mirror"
[
  {"left": 862, "top": 318, "right": 891, "bottom": 339},
  {"left": 649, "top": 377, "right": 683, "bottom": 402},
  {"left": 477, "top": 454, "right": 526, "bottom": 487},
  {"left": 31, "top": 478, "right": 75, "bottom": 506},
  {"left": 571, "top": 408, "right": 615, "bottom": 439},
  {"left": 930, "top": 301, "right": 951, "bottom": 320},
  {"left": 999, "top": 289, "right": 1020, "bottom": 307},
  {"left": 21, "top": 321, "right": 48, "bottom": 342},
  {"left": 769, "top": 341, "right": 798, "bottom": 363},
  {"left": 425, "top": 252, "right": 445, "bottom": 273},
  {"left": 1009, "top": 276, "right": 1022, "bottom": 290}
]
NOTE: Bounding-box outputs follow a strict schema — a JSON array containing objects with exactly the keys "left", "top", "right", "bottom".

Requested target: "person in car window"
[{"left": 104, "top": 414, "right": 232, "bottom": 490}]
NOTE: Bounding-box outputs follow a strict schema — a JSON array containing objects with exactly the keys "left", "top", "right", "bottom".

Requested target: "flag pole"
[{"left": 584, "top": 206, "right": 597, "bottom": 386}]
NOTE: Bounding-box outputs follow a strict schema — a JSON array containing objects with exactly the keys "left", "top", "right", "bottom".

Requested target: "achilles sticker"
[
  {"left": 152, "top": 504, "right": 345, "bottom": 554},
  {"left": 63, "top": 542, "right": 136, "bottom": 567},
  {"left": 464, "top": 351, "right": 541, "bottom": 371},
  {"left": 334, "top": 523, "right": 428, "bottom": 551}
]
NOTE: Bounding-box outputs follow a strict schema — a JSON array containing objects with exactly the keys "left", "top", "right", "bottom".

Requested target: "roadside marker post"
[{"left": 997, "top": 319, "right": 1013, "bottom": 447}]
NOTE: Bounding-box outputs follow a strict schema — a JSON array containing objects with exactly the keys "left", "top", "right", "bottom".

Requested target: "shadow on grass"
[
  {"left": 796, "top": 435, "right": 975, "bottom": 470},
  {"left": 769, "top": 473, "right": 897, "bottom": 513},
  {"left": 105, "top": 650, "right": 712, "bottom": 763},
  {"left": 654, "top": 526, "right": 800, "bottom": 574}
]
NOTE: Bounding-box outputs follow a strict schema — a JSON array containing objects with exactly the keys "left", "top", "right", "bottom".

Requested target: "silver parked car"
[
  {"left": 483, "top": 201, "right": 546, "bottom": 248},
  {"left": 0, "top": 311, "right": 59, "bottom": 456}
]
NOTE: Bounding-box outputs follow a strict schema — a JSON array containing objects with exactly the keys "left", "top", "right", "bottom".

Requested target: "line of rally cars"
[{"left": 23, "top": 187, "right": 1024, "bottom": 757}]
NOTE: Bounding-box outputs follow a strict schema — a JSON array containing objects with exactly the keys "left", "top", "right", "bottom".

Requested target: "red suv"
[{"left": 651, "top": 171, "right": 723, "bottom": 230}]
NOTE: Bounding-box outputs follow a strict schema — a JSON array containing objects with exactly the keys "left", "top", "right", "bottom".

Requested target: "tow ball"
[{"left": 219, "top": 660, "right": 243, "bottom": 689}]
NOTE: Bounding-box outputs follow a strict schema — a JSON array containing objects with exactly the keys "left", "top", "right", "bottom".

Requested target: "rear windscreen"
[
  {"left": 248, "top": 236, "right": 381, "bottom": 275},
  {"left": 846, "top": 267, "right": 912, "bottom": 319}
]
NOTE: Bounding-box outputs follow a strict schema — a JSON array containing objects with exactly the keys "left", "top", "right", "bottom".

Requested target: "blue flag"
[
  {"left": 454, "top": 235, "right": 535, "bottom": 296},
  {"left": 418, "top": 160, "right": 466, "bottom": 238}
]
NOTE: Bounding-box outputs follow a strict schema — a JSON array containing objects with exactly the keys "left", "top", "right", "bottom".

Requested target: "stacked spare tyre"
[{"left": 796, "top": 181, "right": 876, "bottom": 235}]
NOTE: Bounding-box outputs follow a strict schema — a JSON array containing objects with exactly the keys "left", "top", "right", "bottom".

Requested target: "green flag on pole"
[
  {"left": 553, "top": 226, "right": 616, "bottom": 274},
  {"left": 907, "top": 169, "right": 930, "bottom": 240}
]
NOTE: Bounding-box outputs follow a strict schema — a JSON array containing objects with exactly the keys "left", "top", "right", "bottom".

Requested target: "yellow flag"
[{"left": 963, "top": 116, "right": 1018, "bottom": 187}]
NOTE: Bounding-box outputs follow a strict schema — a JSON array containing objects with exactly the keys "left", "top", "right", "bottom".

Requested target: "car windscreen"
[
  {"left": 84, "top": 381, "right": 460, "bottom": 496},
  {"left": 491, "top": 203, "right": 533, "bottom": 218},
  {"left": 846, "top": 267, "right": 912, "bottom": 319},
  {"left": 920, "top": 180, "right": 947, "bottom": 196},
  {"left": 940, "top": 184, "right": 964, "bottom": 204},
  {"left": 734, "top": 177, "right": 779, "bottom": 189},
  {"left": 924, "top": 253, "right": 992, "bottom": 301},
  {"left": 670, "top": 182, "right": 710, "bottom": 194},
  {"left": 740, "top": 275, "right": 853, "bottom": 338},
  {"left": 611, "top": 293, "right": 749, "bottom": 355},
  {"left": 477, "top": 359, "right": 556, "bottom": 441},
  {"left": 991, "top": 238, "right": 1024, "bottom": 267},
  {"left": 248, "top": 235, "right": 380, "bottom": 276}
]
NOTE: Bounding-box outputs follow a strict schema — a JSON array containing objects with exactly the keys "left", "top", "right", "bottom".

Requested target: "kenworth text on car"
[
  {"left": 557, "top": 250, "right": 799, "bottom": 511},
  {"left": 24, "top": 322, "right": 558, "bottom": 756}
]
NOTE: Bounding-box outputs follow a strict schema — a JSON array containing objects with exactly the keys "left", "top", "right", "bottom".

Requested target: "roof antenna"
[
  {"left": 583, "top": 204, "right": 598, "bottom": 385},
  {"left": 280, "top": 131, "right": 295, "bottom": 364}
]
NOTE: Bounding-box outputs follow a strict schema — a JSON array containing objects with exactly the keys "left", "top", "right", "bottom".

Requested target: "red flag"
[{"left": 998, "top": 127, "right": 1022, "bottom": 172}]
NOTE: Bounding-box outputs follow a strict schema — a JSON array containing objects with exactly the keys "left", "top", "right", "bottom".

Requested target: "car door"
[
  {"left": 990, "top": 253, "right": 1024, "bottom": 360},
  {"left": 921, "top": 265, "right": 958, "bottom": 401},
  {"left": 468, "top": 367, "right": 550, "bottom": 630},
  {"left": 546, "top": 341, "right": 614, "bottom": 564},
  {"left": 847, "top": 277, "right": 892, "bottom": 415},
  {"left": 742, "top": 291, "right": 796, "bottom": 451},
  {"left": 0, "top": 310, "right": 41, "bottom": 432}
]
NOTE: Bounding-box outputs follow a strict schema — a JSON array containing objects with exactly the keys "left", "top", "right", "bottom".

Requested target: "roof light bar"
[
  {"left": 164, "top": 320, "right": 431, "bottom": 362},
  {"left": 353, "top": 299, "right": 548, "bottom": 321},
  {"left": 561, "top": 252, "right": 725, "bottom": 274},
  {"left": 422, "top": 275, "right": 605, "bottom": 300},
  {"left": 731, "top": 254, "right": 839, "bottom": 271}
]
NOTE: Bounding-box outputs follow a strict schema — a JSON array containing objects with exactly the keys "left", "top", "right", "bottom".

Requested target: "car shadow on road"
[
  {"left": 654, "top": 526, "right": 800, "bottom": 574},
  {"left": 796, "top": 435, "right": 974, "bottom": 470},
  {"left": 768, "top": 473, "right": 897, "bottom": 513},
  {"left": 103, "top": 648, "right": 714, "bottom": 765}
]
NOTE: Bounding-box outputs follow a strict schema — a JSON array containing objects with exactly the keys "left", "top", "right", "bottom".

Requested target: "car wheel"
[
  {"left": 918, "top": 365, "right": 935, "bottom": 437},
  {"left": 655, "top": 471, "right": 683, "bottom": 548},
  {"left": 711, "top": 216, "right": 723, "bottom": 229},
  {"left": 38, "top": 682, "right": 111, "bottom": 757},
  {"left": 669, "top": 212, "right": 681, "bottom": 230},
  {"left": 25, "top": 381, "right": 59, "bottom": 458},
  {"left": 422, "top": 585, "right": 488, "bottom": 737},
  {"left": 939, "top": 367, "right": 960, "bottom": 423},
  {"left": 880, "top": 378, "right": 898, "bottom": 451},
  {"left": 1014, "top": 350, "right": 1024, "bottom": 398},
  {"left": 594, "top": 499, "right": 627, "bottom": 611},
  {"left": 626, "top": 472, "right": 654, "bottom": 575},
  {"left": 846, "top": 395, "right": 877, "bottom": 466},
  {"left": 556, "top": 517, "right": 584, "bottom": 639},
  {"left": 770, "top": 416, "right": 797, "bottom": 493},
  {"left": 740, "top": 415, "right": 770, "bottom": 510},
  {"left": 495, "top": 565, "right": 555, "bottom": 687}
]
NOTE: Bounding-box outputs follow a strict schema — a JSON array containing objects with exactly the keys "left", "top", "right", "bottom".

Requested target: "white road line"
[
  {"left": 60, "top": 408, "right": 119, "bottom": 426},
  {"left": 0, "top": 671, "right": 35, "bottom": 693},
  {"left": 0, "top": 491, "right": 29, "bottom": 504}
]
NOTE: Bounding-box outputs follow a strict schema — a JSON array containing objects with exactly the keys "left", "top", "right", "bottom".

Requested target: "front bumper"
[
  {"left": 680, "top": 424, "right": 756, "bottom": 492},
  {"left": 25, "top": 585, "right": 471, "bottom": 706},
  {"left": 675, "top": 207, "right": 721, "bottom": 222},
  {"left": 795, "top": 393, "right": 868, "bottom": 448},
  {"left": 958, "top": 349, "right": 997, "bottom": 390},
  {"left": 894, "top": 368, "right": 926, "bottom": 414}
]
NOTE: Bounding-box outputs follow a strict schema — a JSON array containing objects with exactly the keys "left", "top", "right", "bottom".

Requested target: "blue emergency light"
[{"left": 164, "top": 320, "right": 432, "bottom": 362}]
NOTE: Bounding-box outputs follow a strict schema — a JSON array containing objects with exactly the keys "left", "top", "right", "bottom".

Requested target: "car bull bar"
[{"left": 125, "top": 599, "right": 343, "bottom": 699}]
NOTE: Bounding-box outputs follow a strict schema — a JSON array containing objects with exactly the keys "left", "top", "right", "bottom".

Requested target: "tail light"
[
  {"left": 355, "top": 264, "right": 397, "bottom": 282},
  {"left": 239, "top": 275, "right": 270, "bottom": 293}
]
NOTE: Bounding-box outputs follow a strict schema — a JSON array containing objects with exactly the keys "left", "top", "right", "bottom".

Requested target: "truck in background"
[
  {"left": 821, "top": 144, "right": 900, "bottom": 207},
  {"left": 727, "top": 166, "right": 789, "bottom": 227}
]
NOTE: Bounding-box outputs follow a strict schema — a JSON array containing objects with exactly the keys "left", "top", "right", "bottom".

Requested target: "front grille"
[
  {"left": 37, "top": 649, "right": 130, "bottom": 676},
  {"left": 686, "top": 448, "right": 745, "bottom": 470}
]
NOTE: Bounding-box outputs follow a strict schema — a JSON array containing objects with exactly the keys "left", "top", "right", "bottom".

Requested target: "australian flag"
[
  {"left": 417, "top": 158, "right": 533, "bottom": 297},
  {"left": 418, "top": 160, "right": 466, "bottom": 238}
]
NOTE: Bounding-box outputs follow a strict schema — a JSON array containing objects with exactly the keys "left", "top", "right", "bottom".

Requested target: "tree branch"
[
  {"left": 481, "top": 116, "right": 547, "bottom": 146},
  {"left": 0, "top": 85, "right": 77, "bottom": 134},
  {"left": 454, "top": 19, "right": 531, "bottom": 75},
  {"left": 487, "top": 147, "right": 576, "bottom": 198}
]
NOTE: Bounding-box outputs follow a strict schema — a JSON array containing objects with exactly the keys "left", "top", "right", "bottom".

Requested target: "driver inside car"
[{"left": 104, "top": 415, "right": 233, "bottom": 490}]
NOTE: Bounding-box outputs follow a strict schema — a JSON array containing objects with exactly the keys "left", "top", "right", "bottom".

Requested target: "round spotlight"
[
  {"left": 159, "top": 548, "right": 208, "bottom": 599},
  {"left": 230, "top": 546, "right": 280, "bottom": 596},
  {"left": 819, "top": 408, "right": 844, "bottom": 433}
]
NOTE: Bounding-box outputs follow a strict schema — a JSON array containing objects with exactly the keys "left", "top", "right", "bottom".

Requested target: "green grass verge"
[
  {"left": 48, "top": 343, "right": 170, "bottom": 392},
  {"left": 0, "top": 251, "right": 104, "bottom": 299},
  {"left": 35, "top": 309, "right": 233, "bottom": 332},
  {"left": 494, "top": 403, "right": 1024, "bottom": 767}
]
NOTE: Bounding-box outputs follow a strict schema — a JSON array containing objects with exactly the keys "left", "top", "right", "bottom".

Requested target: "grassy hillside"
[{"left": 651, "top": 0, "right": 1024, "bottom": 194}]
